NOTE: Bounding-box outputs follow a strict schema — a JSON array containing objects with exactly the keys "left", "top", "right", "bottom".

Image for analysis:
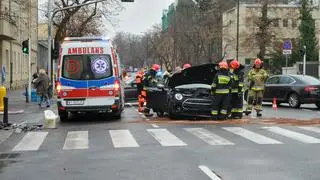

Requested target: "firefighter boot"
[
  {"left": 144, "top": 108, "right": 153, "bottom": 117},
  {"left": 256, "top": 110, "right": 262, "bottom": 117}
]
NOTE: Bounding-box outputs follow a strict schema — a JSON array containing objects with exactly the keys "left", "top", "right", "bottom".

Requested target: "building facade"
[
  {"left": 222, "top": 2, "right": 320, "bottom": 65},
  {"left": 0, "top": 0, "right": 37, "bottom": 89}
]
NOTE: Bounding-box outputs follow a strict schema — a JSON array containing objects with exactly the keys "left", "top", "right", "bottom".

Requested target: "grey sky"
[{"left": 107, "top": 0, "right": 175, "bottom": 37}]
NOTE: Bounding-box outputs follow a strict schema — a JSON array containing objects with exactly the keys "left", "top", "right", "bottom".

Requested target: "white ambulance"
[{"left": 56, "top": 37, "right": 124, "bottom": 121}]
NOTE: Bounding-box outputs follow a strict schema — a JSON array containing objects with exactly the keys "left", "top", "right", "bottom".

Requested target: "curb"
[{"left": 0, "top": 109, "right": 24, "bottom": 115}]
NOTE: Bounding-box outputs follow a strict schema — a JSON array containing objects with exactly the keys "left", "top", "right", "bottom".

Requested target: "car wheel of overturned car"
[
  {"left": 59, "top": 110, "right": 68, "bottom": 122},
  {"left": 288, "top": 93, "right": 301, "bottom": 108}
]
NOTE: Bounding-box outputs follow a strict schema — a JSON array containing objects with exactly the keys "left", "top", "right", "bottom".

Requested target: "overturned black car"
[{"left": 146, "top": 64, "right": 217, "bottom": 119}]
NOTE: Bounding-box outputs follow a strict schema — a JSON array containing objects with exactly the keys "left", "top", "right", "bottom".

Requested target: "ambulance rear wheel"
[{"left": 59, "top": 110, "right": 68, "bottom": 122}]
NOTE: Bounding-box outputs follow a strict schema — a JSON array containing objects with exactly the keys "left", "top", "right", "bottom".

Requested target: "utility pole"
[
  {"left": 27, "top": 0, "right": 32, "bottom": 102},
  {"left": 303, "top": 45, "right": 306, "bottom": 76},
  {"left": 236, "top": 0, "right": 240, "bottom": 60}
]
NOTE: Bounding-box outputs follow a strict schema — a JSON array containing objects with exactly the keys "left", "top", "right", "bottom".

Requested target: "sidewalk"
[{"left": 0, "top": 89, "right": 56, "bottom": 126}]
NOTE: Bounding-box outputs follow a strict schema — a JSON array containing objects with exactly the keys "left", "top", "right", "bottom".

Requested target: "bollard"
[
  {"left": 0, "top": 86, "right": 7, "bottom": 111},
  {"left": 3, "top": 97, "right": 8, "bottom": 126},
  {"left": 25, "top": 85, "right": 29, "bottom": 103}
]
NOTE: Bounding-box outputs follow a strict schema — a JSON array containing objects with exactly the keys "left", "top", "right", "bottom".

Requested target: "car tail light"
[
  {"left": 114, "top": 80, "right": 120, "bottom": 96},
  {"left": 304, "top": 86, "right": 318, "bottom": 92},
  {"left": 56, "top": 82, "right": 62, "bottom": 93}
]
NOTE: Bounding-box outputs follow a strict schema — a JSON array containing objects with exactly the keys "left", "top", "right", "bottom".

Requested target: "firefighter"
[
  {"left": 245, "top": 58, "right": 268, "bottom": 117},
  {"left": 143, "top": 64, "right": 161, "bottom": 116},
  {"left": 229, "top": 60, "right": 244, "bottom": 119},
  {"left": 136, "top": 68, "right": 145, "bottom": 112},
  {"left": 211, "top": 61, "right": 233, "bottom": 120}
]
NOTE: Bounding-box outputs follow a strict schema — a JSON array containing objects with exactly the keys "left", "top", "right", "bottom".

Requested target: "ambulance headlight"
[{"left": 175, "top": 93, "right": 183, "bottom": 101}]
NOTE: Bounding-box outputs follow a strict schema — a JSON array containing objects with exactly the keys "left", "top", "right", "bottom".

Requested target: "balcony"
[{"left": 0, "top": 12, "right": 18, "bottom": 40}]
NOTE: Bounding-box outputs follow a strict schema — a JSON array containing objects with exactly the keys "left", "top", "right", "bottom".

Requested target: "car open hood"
[{"left": 168, "top": 64, "right": 218, "bottom": 88}]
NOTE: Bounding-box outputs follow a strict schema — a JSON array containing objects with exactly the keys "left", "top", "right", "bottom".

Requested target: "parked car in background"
[
  {"left": 147, "top": 64, "right": 217, "bottom": 118},
  {"left": 124, "top": 72, "right": 138, "bottom": 102},
  {"left": 245, "top": 75, "right": 320, "bottom": 108}
]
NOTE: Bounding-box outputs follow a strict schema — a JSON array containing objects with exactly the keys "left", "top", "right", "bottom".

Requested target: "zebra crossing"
[{"left": 7, "top": 126, "right": 320, "bottom": 152}]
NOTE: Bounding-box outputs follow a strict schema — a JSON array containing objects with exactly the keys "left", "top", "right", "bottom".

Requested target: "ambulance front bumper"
[{"left": 57, "top": 100, "right": 120, "bottom": 113}]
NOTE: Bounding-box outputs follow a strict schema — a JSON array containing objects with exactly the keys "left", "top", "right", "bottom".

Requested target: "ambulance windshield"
[{"left": 62, "top": 54, "right": 113, "bottom": 80}]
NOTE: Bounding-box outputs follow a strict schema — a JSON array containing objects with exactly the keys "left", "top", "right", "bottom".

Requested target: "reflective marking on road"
[
  {"left": 109, "top": 130, "right": 139, "bottom": 148},
  {"left": 223, "top": 127, "right": 282, "bottom": 144},
  {"left": 298, "top": 126, "right": 320, "bottom": 134},
  {"left": 63, "top": 131, "right": 88, "bottom": 150},
  {"left": 264, "top": 127, "right": 320, "bottom": 143},
  {"left": 147, "top": 129, "right": 187, "bottom": 146},
  {"left": 151, "top": 124, "right": 159, "bottom": 128},
  {"left": 198, "top": 165, "right": 222, "bottom": 180},
  {"left": 184, "top": 128, "right": 234, "bottom": 145},
  {"left": 302, "top": 109, "right": 313, "bottom": 112},
  {"left": 13, "top": 132, "right": 48, "bottom": 151}
]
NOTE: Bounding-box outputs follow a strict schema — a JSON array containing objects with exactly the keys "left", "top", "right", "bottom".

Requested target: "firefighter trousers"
[
  {"left": 246, "top": 90, "right": 264, "bottom": 112},
  {"left": 231, "top": 92, "right": 243, "bottom": 118},
  {"left": 211, "top": 93, "right": 231, "bottom": 120}
]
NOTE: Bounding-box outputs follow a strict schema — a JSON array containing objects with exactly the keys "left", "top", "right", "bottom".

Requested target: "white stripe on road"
[
  {"left": 302, "top": 109, "right": 313, "bottom": 112},
  {"left": 185, "top": 128, "right": 234, "bottom": 145},
  {"left": 13, "top": 132, "right": 48, "bottom": 151},
  {"left": 109, "top": 130, "right": 139, "bottom": 148},
  {"left": 147, "top": 129, "right": 187, "bottom": 147},
  {"left": 198, "top": 165, "right": 222, "bottom": 180},
  {"left": 63, "top": 131, "right": 88, "bottom": 150},
  {"left": 223, "top": 127, "right": 282, "bottom": 144},
  {"left": 263, "top": 127, "right": 320, "bottom": 143},
  {"left": 151, "top": 124, "right": 159, "bottom": 128},
  {"left": 298, "top": 126, "right": 320, "bottom": 134}
]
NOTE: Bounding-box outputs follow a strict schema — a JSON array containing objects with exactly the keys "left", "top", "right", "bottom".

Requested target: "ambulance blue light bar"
[{"left": 64, "top": 37, "right": 110, "bottom": 42}]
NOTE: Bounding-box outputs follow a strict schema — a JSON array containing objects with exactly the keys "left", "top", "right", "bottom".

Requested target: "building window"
[
  {"left": 283, "top": 19, "right": 288, "bottom": 27},
  {"left": 273, "top": 18, "right": 280, "bottom": 27},
  {"left": 292, "top": 19, "right": 297, "bottom": 28},
  {"left": 245, "top": 58, "right": 252, "bottom": 65}
]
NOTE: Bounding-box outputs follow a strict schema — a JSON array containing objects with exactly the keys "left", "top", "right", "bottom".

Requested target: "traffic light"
[
  {"left": 22, "top": 40, "right": 29, "bottom": 54},
  {"left": 52, "top": 42, "right": 60, "bottom": 59}
]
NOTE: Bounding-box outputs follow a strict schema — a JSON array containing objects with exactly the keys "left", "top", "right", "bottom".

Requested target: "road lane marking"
[
  {"left": 222, "top": 127, "right": 282, "bottom": 144},
  {"left": 151, "top": 124, "right": 159, "bottom": 128},
  {"left": 147, "top": 129, "right": 187, "bottom": 146},
  {"left": 302, "top": 109, "right": 313, "bottom": 112},
  {"left": 63, "top": 131, "right": 88, "bottom": 150},
  {"left": 13, "top": 132, "right": 48, "bottom": 151},
  {"left": 184, "top": 128, "right": 234, "bottom": 145},
  {"left": 298, "top": 126, "right": 320, "bottom": 134},
  {"left": 198, "top": 165, "right": 222, "bottom": 180},
  {"left": 109, "top": 130, "right": 139, "bottom": 148},
  {"left": 263, "top": 127, "right": 320, "bottom": 143}
]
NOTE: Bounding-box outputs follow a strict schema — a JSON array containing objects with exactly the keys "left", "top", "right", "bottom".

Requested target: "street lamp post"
[
  {"left": 236, "top": 0, "right": 240, "bottom": 60},
  {"left": 47, "top": 0, "right": 108, "bottom": 87}
]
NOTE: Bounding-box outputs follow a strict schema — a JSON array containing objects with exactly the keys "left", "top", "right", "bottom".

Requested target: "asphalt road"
[{"left": 1, "top": 105, "right": 320, "bottom": 180}]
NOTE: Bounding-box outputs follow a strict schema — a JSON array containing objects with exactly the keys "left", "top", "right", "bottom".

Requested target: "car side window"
[
  {"left": 279, "top": 76, "right": 294, "bottom": 84},
  {"left": 266, "top": 77, "right": 280, "bottom": 84}
]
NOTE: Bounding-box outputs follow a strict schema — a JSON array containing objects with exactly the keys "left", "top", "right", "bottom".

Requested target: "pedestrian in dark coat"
[{"left": 33, "top": 69, "right": 50, "bottom": 107}]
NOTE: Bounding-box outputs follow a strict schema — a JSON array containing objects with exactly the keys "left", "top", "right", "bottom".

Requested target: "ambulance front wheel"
[{"left": 59, "top": 110, "right": 69, "bottom": 122}]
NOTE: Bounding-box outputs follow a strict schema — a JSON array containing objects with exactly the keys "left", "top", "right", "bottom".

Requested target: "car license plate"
[{"left": 67, "top": 100, "right": 84, "bottom": 105}]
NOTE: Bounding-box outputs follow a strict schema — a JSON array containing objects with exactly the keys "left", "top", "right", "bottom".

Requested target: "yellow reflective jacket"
[{"left": 248, "top": 68, "right": 268, "bottom": 91}]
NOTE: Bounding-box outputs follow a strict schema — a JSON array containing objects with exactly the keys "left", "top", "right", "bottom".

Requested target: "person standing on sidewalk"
[
  {"left": 245, "top": 58, "right": 268, "bottom": 117},
  {"left": 33, "top": 69, "right": 50, "bottom": 108}
]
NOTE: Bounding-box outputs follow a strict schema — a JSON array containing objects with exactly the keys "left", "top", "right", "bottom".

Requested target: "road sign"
[
  {"left": 283, "top": 40, "right": 292, "bottom": 50},
  {"left": 283, "top": 49, "right": 292, "bottom": 55}
]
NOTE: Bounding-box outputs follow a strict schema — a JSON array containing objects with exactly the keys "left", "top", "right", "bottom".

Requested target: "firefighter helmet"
[
  {"left": 183, "top": 63, "right": 191, "bottom": 69},
  {"left": 254, "top": 58, "right": 262, "bottom": 65},
  {"left": 230, "top": 60, "right": 240, "bottom": 69},
  {"left": 152, "top": 64, "right": 161, "bottom": 71},
  {"left": 219, "top": 61, "right": 228, "bottom": 69}
]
